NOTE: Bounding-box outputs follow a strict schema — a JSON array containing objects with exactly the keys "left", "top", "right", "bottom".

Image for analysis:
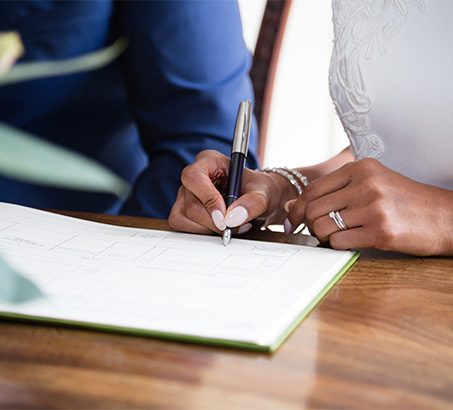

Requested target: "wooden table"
[{"left": 1, "top": 212, "right": 452, "bottom": 409}]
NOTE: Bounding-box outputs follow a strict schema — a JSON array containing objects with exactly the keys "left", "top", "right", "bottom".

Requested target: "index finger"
[
  {"left": 302, "top": 162, "right": 354, "bottom": 203},
  {"left": 180, "top": 150, "right": 230, "bottom": 216},
  {"left": 286, "top": 163, "right": 354, "bottom": 232}
]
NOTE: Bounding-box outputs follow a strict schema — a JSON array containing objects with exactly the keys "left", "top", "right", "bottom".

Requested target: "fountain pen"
[{"left": 222, "top": 100, "right": 252, "bottom": 246}]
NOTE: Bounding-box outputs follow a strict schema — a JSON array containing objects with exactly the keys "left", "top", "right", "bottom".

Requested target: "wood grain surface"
[{"left": 1, "top": 212, "right": 452, "bottom": 409}]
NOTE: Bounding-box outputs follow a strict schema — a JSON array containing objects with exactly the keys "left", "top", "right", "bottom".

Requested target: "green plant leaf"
[
  {"left": 0, "top": 37, "right": 127, "bottom": 86},
  {"left": 0, "top": 123, "right": 130, "bottom": 197},
  {"left": 0, "top": 254, "right": 43, "bottom": 303}
]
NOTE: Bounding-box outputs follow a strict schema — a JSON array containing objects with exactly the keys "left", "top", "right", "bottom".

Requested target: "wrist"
[
  {"left": 258, "top": 167, "right": 309, "bottom": 224},
  {"left": 260, "top": 167, "right": 308, "bottom": 195}
]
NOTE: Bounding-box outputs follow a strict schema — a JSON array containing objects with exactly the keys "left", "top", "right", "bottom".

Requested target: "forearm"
[
  {"left": 296, "top": 146, "right": 354, "bottom": 183},
  {"left": 119, "top": 0, "right": 259, "bottom": 168},
  {"left": 261, "top": 147, "right": 354, "bottom": 225}
]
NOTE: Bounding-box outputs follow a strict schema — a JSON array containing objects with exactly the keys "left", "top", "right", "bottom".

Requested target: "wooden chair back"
[{"left": 250, "top": 0, "right": 293, "bottom": 164}]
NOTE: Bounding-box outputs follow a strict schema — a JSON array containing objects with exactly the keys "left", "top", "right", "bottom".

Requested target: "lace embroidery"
[{"left": 329, "top": 0, "right": 425, "bottom": 160}]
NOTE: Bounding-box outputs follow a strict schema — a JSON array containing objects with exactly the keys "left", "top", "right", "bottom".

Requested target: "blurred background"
[{"left": 238, "top": 0, "right": 348, "bottom": 168}]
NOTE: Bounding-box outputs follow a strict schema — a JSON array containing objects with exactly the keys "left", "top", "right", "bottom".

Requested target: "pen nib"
[{"left": 222, "top": 229, "right": 232, "bottom": 246}]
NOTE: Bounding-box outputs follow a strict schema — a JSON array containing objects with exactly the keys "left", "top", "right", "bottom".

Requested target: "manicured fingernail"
[
  {"left": 284, "top": 199, "right": 296, "bottom": 213},
  {"left": 212, "top": 209, "right": 226, "bottom": 231},
  {"left": 284, "top": 218, "right": 293, "bottom": 234},
  {"left": 237, "top": 223, "right": 252, "bottom": 235},
  {"left": 225, "top": 206, "right": 248, "bottom": 227}
]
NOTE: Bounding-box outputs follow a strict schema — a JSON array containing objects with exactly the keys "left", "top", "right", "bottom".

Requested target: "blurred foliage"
[
  {"left": 0, "top": 34, "right": 130, "bottom": 303},
  {"left": 0, "top": 31, "right": 24, "bottom": 75}
]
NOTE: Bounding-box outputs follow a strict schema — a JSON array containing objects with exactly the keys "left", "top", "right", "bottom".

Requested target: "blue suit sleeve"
[{"left": 117, "top": 0, "right": 259, "bottom": 218}]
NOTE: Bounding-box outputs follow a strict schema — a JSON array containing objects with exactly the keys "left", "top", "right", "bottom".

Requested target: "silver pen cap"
[{"left": 231, "top": 100, "right": 252, "bottom": 155}]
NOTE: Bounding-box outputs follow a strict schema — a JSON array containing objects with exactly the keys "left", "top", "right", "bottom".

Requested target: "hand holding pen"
[
  {"left": 169, "top": 100, "right": 286, "bottom": 241},
  {"left": 222, "top": 100, "right": 252, "bottom": 246}
]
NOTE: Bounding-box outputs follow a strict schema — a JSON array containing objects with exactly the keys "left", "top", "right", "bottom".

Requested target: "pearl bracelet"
[{"left": 260, "top": 167, "right": 308, "bottom": 196}]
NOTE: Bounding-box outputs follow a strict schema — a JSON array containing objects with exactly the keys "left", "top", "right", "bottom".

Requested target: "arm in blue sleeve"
[{"left": 117, "top": 0, "right": 259, "bottom": 219}]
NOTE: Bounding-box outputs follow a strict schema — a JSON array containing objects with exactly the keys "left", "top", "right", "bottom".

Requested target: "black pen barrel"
[{"left": 224, "top": 152, "right": 246, "bottom": 208}]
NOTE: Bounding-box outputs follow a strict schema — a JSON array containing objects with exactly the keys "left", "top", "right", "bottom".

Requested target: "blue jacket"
[{"left": 0, "top": 0, "right": 258, "bottom": 218}]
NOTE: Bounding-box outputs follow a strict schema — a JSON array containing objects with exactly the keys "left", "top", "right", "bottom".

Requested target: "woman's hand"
[
  {"left": 169, "top": 150, "right": 296, "bottom": 235},
  {"left": 286, "top": 158, "right": 453, "bottom": 256}
]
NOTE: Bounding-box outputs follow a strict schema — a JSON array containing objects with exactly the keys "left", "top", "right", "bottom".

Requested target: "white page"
[{"left": 0, "top": 202, "right": 356, "bottom": 347}]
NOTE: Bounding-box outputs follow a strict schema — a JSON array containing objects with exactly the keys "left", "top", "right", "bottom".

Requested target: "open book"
[{"left": 0, "top": 202, "right": 359, "bottom": 352}]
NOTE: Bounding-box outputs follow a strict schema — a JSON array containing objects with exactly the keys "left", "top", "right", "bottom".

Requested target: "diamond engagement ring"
[{"left": 329, "top": 211, "right": 348, "bottom": 231}]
